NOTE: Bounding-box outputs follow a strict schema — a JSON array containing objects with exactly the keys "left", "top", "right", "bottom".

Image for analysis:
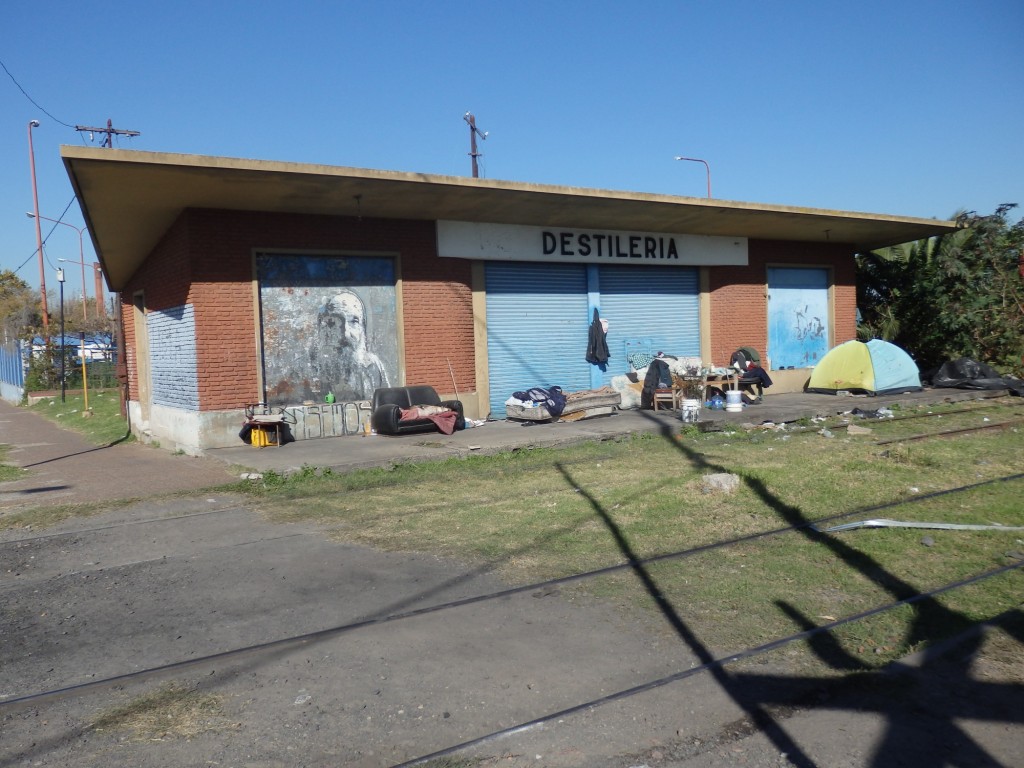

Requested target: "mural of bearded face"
[{"left": 313, "top": 290, "right": 390, "bottom": 400}]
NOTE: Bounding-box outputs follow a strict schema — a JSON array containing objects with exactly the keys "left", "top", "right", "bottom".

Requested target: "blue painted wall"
[
  {"left": 148, "top": 304, "right": 200, "bottom": 410},
  {"left": 767, "top": 267, "right": 829, "bottom": 368}
]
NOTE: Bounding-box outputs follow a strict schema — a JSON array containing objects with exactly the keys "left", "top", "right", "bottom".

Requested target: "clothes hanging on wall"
[{"left": 585, "top": 308, "right": 610, "bottom": 365}]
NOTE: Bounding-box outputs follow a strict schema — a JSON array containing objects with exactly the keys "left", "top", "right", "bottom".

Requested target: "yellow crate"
[{"left": 250, "top": 425, "right": 277, "bottom": 447}]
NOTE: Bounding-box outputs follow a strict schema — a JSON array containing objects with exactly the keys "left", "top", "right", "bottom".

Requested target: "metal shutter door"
[
  {"left": 597, "top": 265, "right": 700, "bottom": 385},
  {"left": 485, "top": 262, "right": 590, "bottom": 417}
]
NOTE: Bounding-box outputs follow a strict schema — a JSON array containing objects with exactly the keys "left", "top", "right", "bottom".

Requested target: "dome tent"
[{"left": 806, "top": 339, "right": 922, "bottom": 396}]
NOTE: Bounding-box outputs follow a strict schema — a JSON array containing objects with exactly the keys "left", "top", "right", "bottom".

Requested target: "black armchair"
[{"left": 370, "top": 386, "right": 465, "bottom": 435}]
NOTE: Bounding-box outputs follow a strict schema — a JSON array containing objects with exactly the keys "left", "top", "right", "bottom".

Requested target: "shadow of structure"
[{"left": 553, "top": 411, "right": 1023, "bottom": 767}]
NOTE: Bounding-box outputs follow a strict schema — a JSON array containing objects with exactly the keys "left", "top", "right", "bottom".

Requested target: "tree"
[
  {"left": 856, "top": 204, "right": 1024, "bottom": 375},
  {"left": 0, "top": 269, "right": 40, "bottom": 344}
]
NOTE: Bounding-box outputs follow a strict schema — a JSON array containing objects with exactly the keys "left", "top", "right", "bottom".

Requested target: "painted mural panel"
[
  {"left": 767, "top": 267, "right": 829, "bottom": 369},
  {"left": 257, "top": 254, "right": 397, "bottom": 406}
]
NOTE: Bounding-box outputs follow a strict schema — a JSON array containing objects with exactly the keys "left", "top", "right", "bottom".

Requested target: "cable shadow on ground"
[
  {"left": 620, "top": 410, "right": 1022, "bottom": 767},
  {"left": 555, "top": 455, "right": 818, "bottom": 767},
  {"left": 21, "top": 429, "right": 133, "bottom": 469}
]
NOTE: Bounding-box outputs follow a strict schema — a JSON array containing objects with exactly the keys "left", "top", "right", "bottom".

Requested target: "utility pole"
[
  {"left": 72, "top": 118, "right": 137, "bottom": 419},
  {"left": 27, "top": 120, "right": 48, "bottom": 336},
  {"left": 94, "top": 263, "right": 105, "bottom": 319},
  {"left": 463, "top": 112, "right": 487, "bottom": 178},
  {"left": 74, "top": 118, "right": 140, "bottom": 147}
]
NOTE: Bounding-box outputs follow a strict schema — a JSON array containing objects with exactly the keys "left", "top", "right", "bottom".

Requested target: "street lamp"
[
  {"left": 27, "top": 212, "right": 88, "bottom": 320},
  {"left": 27, "top": 120, "right": 49, "bottom": 335},
  {"left": 673, "top": 155, "right": 712, "bottom": 199},
  {"left": 57, "top": 258, "right": 105, "bottom": 320},
  {"left": 57, "top": 267, "right": 66, "bottom": 403}
]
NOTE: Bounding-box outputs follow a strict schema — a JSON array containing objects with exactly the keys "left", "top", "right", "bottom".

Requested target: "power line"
[
  {"left": 11, "top": 197, "right": 77, "bottom": 276},
  {"left": 0, "top": 57, "right": 141, "bottom": 147},
  {"left": 0, "top": 57, "right": 76, "bottom": 128}
]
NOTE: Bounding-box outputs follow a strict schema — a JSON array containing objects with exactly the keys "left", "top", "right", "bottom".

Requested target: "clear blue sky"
[{"left": 2, "top": 0, "right": 1022, "bottom": 302}]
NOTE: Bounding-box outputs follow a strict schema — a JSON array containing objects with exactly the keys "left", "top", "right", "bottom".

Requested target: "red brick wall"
[
  {"left": 708, "top": 239, "right": 856, "bottom": 368},
  {"left": 120, "top": 215, "right": 193, "bottom": 402},
  {"left": 121, "top": 209, "right": 474, "bottom": 410},
  {"left": 399, "top": 244, "right": 476, "bottom": 391}
]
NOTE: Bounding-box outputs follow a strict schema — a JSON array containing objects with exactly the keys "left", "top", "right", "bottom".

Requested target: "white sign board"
[{"left": 437, "top": 221, "right": 747, "bottom": 266}]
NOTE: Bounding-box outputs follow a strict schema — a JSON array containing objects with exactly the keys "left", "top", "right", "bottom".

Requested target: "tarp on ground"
[
  {"left": 806, "top": 339, "right": 922, "bottom": 396},
  {"left": 926, "top": 358, "right": 1024, "bottom": 396}
]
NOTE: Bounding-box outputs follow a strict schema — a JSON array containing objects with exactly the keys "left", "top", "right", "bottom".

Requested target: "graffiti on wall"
[
  {"left": 283, "top": 400, "right": 374, "bottom": 439},
  {"left": 257, "top": 254, "right": 398, "bottom": 406}
]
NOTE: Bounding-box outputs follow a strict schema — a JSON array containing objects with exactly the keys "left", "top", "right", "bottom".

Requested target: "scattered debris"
[
  {"left": 847, "top": 423, "right": 873, "bottom": 435},
  {"left": 817, "top": 518, "right": 1024, "bottom": 533},
  {"left": 847, "top": 407, "right": 895, "bottom": 419}
]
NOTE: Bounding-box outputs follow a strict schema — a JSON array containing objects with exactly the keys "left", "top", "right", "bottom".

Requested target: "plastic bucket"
[
  {"left": 725, "top": 390, "right": 744, "bottom": 412},
  {"left": 680, "top": 399, "right": 701, "bottom": 423}
]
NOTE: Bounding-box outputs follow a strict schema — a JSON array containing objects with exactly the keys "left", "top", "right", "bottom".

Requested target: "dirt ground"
[
  {"left": 2, "top": 397, "right": 1022, "bottom": 767},
  {"left": 2, "top": 492, "right": 1022, "bottom": 768}
]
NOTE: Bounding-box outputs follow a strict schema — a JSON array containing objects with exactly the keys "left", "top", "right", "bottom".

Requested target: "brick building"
[{"left": 63, "top": 147, "right": 955, "bottom": 453}]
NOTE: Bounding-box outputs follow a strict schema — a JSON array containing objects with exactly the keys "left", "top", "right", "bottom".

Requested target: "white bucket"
[
  {"left": 680, "top": 399, "right": 701, "bottom": 423},
  {"left": 725, "top": 390, "right": 744, "bottom": 412}
]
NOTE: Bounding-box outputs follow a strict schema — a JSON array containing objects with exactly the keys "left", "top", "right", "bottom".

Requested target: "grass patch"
[
  {"left": 0, "top": 445, "right": 24, "bottom": 482},
  {"left": 245, "top": 400, "right": 1024, "bottom": 676},
  {"left": 0, "top": 499, "right": 134, "bottom": 534},
  {"left": 26, "top": 388, "right": 131, "bottom": 446},
  {"left": 89, "top": 682, "right": 231, "bottom": 741}
]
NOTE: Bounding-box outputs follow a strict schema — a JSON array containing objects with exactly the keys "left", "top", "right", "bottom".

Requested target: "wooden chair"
[{"left": 652, "top": 386, "right": 679, "bottom": 411}]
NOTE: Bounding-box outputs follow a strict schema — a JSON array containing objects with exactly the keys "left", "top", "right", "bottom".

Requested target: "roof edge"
[{"left": 59, "top": 146, "right": 958, "bottom": 232}]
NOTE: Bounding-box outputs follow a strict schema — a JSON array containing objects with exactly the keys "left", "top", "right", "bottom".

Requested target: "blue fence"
[{"left": 1, "top": 340, "right": 25, "bottom": 403}]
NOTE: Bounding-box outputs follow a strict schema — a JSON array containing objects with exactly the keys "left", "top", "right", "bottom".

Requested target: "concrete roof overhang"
[{"left": 62, "top": 146, "right": 960, "bottom": 292}]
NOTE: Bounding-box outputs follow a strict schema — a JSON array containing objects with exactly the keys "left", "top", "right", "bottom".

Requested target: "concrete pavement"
[
  {"left": 0, "top": 399, "right": 238, "bottom": 514},
  {"left": 205, "top": 387, "right": 1006, "bottom": 475},
  {"left": 1, "top": 387, "right": 1007, "bottom": 511}
]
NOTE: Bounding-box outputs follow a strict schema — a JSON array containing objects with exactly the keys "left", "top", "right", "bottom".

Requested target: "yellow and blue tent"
[{"left": 806, "top": 339, "right": 922, "bottom": 396}]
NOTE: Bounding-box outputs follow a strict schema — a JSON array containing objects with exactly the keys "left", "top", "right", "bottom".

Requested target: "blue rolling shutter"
[
  {"left": 485, "top": 262, "right": 590, "bottom": 417},
  {"left": 597, "top": 266, "right": 700, "bottom": 385}
]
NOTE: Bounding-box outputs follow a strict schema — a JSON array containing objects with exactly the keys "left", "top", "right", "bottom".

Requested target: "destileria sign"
[{"left": 437, "top": 221, "right": 748, "bottom": 266}]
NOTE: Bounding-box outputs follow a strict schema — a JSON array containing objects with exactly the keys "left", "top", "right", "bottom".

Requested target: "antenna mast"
[{"left": 463, "top": 112, "right": 487, "bottom": 178}]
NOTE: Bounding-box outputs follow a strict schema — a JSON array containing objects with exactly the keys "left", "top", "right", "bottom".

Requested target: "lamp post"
[
  {"left": 27, "top": 213, "right": 88, "bottom": 320},
  {"left": 673, "top": 155, "right": 712, "bottom": 198},
  {"left": 59, "top": 259, "right": 105, "bottom": 320},
  {"left": 57, "top": 268, "right": 65, "bottom": 403},
  {"left": 27, "top": 120, "right": 49, "bottom": 335}
]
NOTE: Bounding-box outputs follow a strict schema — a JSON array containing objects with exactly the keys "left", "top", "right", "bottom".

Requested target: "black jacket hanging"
[{"left": 585, "top": 308, "right": 610, "bottom": 365}]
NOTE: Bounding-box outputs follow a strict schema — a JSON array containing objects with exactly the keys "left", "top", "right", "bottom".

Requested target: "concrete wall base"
[
  {"left": 1, "top": 382, "right": 24, "bottom": 405},
  {"left": 128, "top": 401, "right": 245, "bottom": 455},
  {"left": 768, "top": 368, "right": 813, "bottom": 394}
]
